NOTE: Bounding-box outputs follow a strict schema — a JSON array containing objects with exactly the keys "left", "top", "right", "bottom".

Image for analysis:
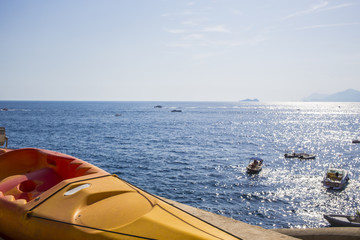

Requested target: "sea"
[{"left": 1, "top": 101, "right": 359, "bottom": 229}]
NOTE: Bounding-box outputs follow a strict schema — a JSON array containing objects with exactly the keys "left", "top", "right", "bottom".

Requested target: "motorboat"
[
  {"left": 322, "top": 167, "right": 349, "bottom": 190},
  {"left": 246, "top": 157, "right": 263, "bottom": 174},
  {"left": 284, "top": 150, "right": 315, "bottom": 160},
  {"left": 0, "top": 147, "right": 241, "bottom": 240},
  {"left": 324, "top": 212, "right": 360, "bottom": 227},
  {"left": 352, "top": 139, "right": 360, "bottom": 144},
  {"left": 171, "top": 109, "right": 182, "bottom": 112},
  {"left": 284, "top": 150, "right": 303, "bottom": 158}
]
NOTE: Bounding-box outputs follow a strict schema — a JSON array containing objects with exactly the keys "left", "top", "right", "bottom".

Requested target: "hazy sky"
[{"left": 1, "top": 0, "right": 359, "bottom": 101}]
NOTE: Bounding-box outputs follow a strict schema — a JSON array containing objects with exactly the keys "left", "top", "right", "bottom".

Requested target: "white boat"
[
  {"left": 322, "top": 167, "right": 349, "bottom": 190},
  {"left": 324, "top": 213, "right": 360, "bottom": 227},
  {"left": 298, "top": 153, "right": 316, "bottom": 160}
]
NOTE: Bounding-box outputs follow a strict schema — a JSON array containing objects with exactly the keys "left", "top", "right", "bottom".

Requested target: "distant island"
[
  {"left": 240, "top": 98, "right": 259, "bottom": 102},
  {"left": 303, "top": 89, "right": 360, "bottom": 102}
]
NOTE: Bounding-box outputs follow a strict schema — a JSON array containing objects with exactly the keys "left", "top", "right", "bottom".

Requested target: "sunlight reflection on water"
[{"left": 1, "top": 101, "right": 360, "bottom": 229}]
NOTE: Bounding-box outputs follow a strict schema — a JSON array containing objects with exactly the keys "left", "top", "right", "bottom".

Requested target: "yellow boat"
[{"left": 0, "top": 148, "right": 240, "bottom": 240}]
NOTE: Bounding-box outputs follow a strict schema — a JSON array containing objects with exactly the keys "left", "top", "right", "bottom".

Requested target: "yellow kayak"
[{"left": 0, "top": 148, "right": 240, "bottom": 240}]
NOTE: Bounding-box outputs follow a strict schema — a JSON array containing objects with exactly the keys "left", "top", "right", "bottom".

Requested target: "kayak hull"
[{"left": 0, "top": 148, "right": 240, "bottom": 240}]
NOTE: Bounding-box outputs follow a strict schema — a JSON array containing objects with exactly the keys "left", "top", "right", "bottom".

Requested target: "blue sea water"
[{"left": 0, "top": 101, "right": 359, "bottom": 229}]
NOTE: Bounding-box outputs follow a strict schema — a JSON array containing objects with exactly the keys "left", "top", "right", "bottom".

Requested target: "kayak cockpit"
[{"left": 0, "top": 148, "right": 107, "bottom": 204}]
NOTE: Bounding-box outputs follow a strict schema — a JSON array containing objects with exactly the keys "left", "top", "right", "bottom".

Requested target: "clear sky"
[{"left": 1, "top": 0, "right": 359, "bottom": 102}]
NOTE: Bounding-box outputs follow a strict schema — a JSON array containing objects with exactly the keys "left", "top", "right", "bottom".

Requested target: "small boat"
[
  {"left": 298, "top": 153, "right": 316, "bottom": 160},
  {"left": 322, "top": 167, "right": 349, "bottom": 190},
  {"left": 171, "top": 109, "right": 182, "bottom": 112},
  {"left": 284, "top": 150, "right": 315, "bottom": 159},
  {"left": 154, "top": 105, "right": 162, "bottom": 108},
  {"left": 246, "top": 157, "right": 263, "bottom": 174},
  {"left": 284, "top": 150, "right": 303, "bottom": 158},
  {"left": 352, "top": 139, "right": 360, "bottom": 144},
  {"left": 0, "top": 147, "right": 240, "bottom": 240},
  {"left": 324, "top": 212, "right": 360, "bottom": 227}
]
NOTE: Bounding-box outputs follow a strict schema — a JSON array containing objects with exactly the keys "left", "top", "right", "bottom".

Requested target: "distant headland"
[
  {"left": 240, "top": 98, "right": 259, "bottom": 102},
  {"left": 303, "top": 88, "right": 360, "bottom": 102}
]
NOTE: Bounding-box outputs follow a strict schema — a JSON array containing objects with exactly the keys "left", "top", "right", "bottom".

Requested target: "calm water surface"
[{"left": 1, "top": 101, "right": 359, "bottom": 229}]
